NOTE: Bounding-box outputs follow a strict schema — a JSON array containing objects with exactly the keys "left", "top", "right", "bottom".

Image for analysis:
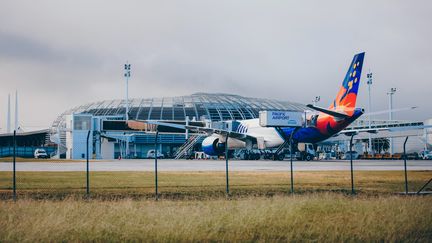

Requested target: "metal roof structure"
[
  {"left": 0, "top": 129, "right": 50, "bottom": 147},
  {"left": 50, "top": 93, "right": 306, "bottom": 132}
]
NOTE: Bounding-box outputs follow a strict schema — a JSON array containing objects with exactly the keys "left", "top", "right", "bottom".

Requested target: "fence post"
[
  {"left": 289, "top": 130, "right": 295, "bottom": 194},
  {"left": 86, "top": 130, "right": 91, "bottom": 198},
  {"left": 225, "top": 134, "right": 230, "bottom": 197},
  {"left": 288, "top": 128, "right": 300, "bottom": 194},
  {"left": 155, "top": 131, "right": 159, "bottom": 200},
  {"left": 403, "top": 136, "right": 409, "bottom": 194},
  {"left": 350, "top": 133, "right": 356, "bottom": 195}
]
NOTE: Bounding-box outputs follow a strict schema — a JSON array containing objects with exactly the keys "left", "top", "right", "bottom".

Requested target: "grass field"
[
  {"left": 1, "top": 171, "right": 431, "bottom": 199},
  {"left": 1, "top": 171, "right": 431, "bottom": 241},
  {"left": 1, "top": 194, "right": 431, "bottom": 241}
]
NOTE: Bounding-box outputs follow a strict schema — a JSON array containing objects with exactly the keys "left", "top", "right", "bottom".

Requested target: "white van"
[
  {"left": 34, "top": 148, "right": 48, "bottom": 159},
  {"left": 146, "top": 150, "right": 164, "bottom": 159}
]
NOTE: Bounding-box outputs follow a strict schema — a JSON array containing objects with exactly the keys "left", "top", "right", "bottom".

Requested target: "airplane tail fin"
[{"left": 329, "top": 52, "right": 365, "bottom": 114}]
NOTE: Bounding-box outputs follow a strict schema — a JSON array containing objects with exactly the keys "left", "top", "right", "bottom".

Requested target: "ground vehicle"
[
  {"left": 319, "top": 150, "right": 340, "bottom": 160},
  {"left": 404, "top": 152, "right": 419, "bottom": 160},
  {"left": 235, "top": 149, "right": 265, "bottom": 160},
  {"left": 146, "top": 150, "right": 164, "bottom": 159},
  {"left": 420, "top": 150, "right": 432, "bottom": 160},
  {"left": 342, "top": 151, "right": 359, "bottom": 160},
  {"left": 34, "top": 149, "right": 48, "bottom": 159},
  {"left": 295, "top": 143, "right": 316, "bottom": 161}
]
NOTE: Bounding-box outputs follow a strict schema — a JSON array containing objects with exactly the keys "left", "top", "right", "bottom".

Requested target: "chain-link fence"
[
  {"left": 1, "top": 158, "right": 432, "bottom": 201},
  {"left": 2, "top": 131, "right": 432, "bottom": 200}
]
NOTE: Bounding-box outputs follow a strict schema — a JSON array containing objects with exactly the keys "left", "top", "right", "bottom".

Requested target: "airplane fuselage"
[
  {"left": 135, "top": 52, "right": 367, "bottom": 156},
  {"left": 202, "top": 108, "right": 364, "bottom": 154}
]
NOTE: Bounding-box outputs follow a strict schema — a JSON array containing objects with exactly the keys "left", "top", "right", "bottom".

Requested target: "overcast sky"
[{"left": 0, "top": 0, "right": 431, "bottom": 132}]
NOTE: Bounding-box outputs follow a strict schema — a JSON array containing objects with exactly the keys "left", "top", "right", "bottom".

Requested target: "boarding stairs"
[
  {"left": 274, "top": 139, "right": 290, "bottom": 156},
  {"left": 49, "top": 129, "right": 68, "bottom": 158},
  {"left": 174, "top": 134, "right": 205, "bottom": 159}
]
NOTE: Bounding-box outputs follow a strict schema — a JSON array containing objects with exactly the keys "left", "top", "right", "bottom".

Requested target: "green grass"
[
  {"left": 0, "top": 195, "right": 431, "bottom": 242},
  {"left": 1, "top": 171, "right": 431, "bottom": 200}
]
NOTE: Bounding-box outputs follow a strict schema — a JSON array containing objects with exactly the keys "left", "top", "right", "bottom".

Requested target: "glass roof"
[{"left": 50, "top": 93, "right": 307, "bottom": 131}]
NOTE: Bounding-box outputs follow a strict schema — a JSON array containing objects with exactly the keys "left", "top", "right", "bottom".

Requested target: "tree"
[
  {"left": 359, "top": 138, "right": 390, "bottom": 154},
  {"left": 372, "top": 138, "right": 390, "bottom": 153}
]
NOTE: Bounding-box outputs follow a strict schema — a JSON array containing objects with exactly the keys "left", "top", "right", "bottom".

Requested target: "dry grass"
[
  {"left": 1, "top": 171, "right": 431, "bottom": 241},
  {"left": 0, "top": 194, "right": 431, "bottom": 242}
]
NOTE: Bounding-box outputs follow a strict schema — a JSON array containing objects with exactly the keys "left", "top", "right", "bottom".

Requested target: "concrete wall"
[
  {"left": 65, "top": 114, "right": 93, "bottom": 159},
  {"left": 72, "top": 130, "right": 92, "bottom": 159},
  {"left": 101, "top": 138, "right": 114, "bottom": 159}
]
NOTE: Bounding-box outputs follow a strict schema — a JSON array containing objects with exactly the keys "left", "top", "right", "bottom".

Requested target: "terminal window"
[{"left": 74, "top": 116, "right": 91, "bottom": 130}]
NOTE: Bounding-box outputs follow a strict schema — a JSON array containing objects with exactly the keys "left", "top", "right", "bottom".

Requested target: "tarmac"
[{"left": 0, "top": 159, "right": 431, "bottom": 172}]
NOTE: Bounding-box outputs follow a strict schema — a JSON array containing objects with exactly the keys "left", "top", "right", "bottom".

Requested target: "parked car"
[
  {"left": 392, "top": 153, "right": 403, "bottom": 160},
  {"left": 146, "top": 150, "right": 164, "bottom": 159},
  {"left": 342, "top": 151, "right": 359, "bottom": 160},
  {"left": 404, "top": 152, "right": 419, "bottom": 160},
  {"left": 34, "top": 148, "right": 48, "bottom": 159},
  {"left": 318, "top": 152, "right": 332, "bottom": 160},
  {"left": 420, "top": 150, "right": 432, "bottom": 160}
]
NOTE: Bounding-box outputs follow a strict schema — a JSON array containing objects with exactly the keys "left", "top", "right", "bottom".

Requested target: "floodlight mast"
[
  {"left": 7, "top": 93, "right": 11, "bottom": 133},
  {"left": 312, "top": 96, "right": 320, "bottom": 107},
  {"left": 387, "top": 87, "right": 397, "bottom": 154},
  {"left": 367, "top": 71, "right": 373, "bottom": 154},
  {"left": 124, "top": 62, "right": 131, "bottom": 122},
  {"left": 15, "top": 90, "right": 18, "bottom": 131},
  {"left": 124, "top": 62, "right": 131, "bottom": 158}
]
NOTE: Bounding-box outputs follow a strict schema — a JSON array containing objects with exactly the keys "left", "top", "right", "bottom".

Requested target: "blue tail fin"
[{"left": 330, "top": 52, "right": 365, "bottom": 111}]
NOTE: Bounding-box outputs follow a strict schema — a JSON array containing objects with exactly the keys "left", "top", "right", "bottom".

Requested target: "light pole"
[
  {"left": 124, "top": 63, "right": 131, "bottom": 121},
  {"left": 124, "top": 63, "right": 131, "bottom": 158},
  {"left": 367, "top": 72, "right": 373, "bottom": 154},
  {"left": 387, "top": 88, "right": 397, "bottom": 154},
  {"left": 312, "top": 96, "right": 320, "bottom": 107},
  {"left": 309, "top": 97, "right": 321, "bottom": 127},
  {"left": 15, "top": 90, "right": 18, "bottom": 131},
  {"left": 7, "top": 93, "right": 11, "bottom": 133}
]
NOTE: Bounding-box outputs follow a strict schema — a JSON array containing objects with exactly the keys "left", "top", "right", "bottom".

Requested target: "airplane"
[{"left": 126, "top": 52, "right": 429, "bottom": 157}]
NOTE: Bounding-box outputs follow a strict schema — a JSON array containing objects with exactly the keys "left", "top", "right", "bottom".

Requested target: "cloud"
[
  {"left": 0, "top": 31, "right": 103, "bottom": 68},
  {"left": 0, "top": 0, "right": 431, "bottom": 132}
]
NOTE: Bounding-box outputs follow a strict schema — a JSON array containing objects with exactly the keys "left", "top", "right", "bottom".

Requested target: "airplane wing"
[
  {"left": 337, "top": 125, "right": 432, "bottom": 136},
  {"left": 127, "top": 120, "right": 258, "bottom": 142}
]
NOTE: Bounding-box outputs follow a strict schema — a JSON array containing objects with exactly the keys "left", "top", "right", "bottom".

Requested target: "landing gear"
[
  {"left": 296, "top": 153, "right": 313, "bottom": 161},
  {"left": 242, "top": 151, "right": 261, "bottom": 160},
  {"left": 275, "top": 153, "right": 285, "bottom": 161}
]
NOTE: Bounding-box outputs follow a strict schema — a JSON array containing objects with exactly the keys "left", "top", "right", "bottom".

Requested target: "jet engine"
[{"left": 202, "top": 136, "right": 226, "bottom": 156}]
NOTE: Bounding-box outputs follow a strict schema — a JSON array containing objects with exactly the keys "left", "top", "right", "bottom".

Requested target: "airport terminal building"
[
  {"left": 50, "top": 93, "right": 307, "bottom": 159},
  {"left": 48, "top": 92, "right": 430, "bottom": 160}
]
